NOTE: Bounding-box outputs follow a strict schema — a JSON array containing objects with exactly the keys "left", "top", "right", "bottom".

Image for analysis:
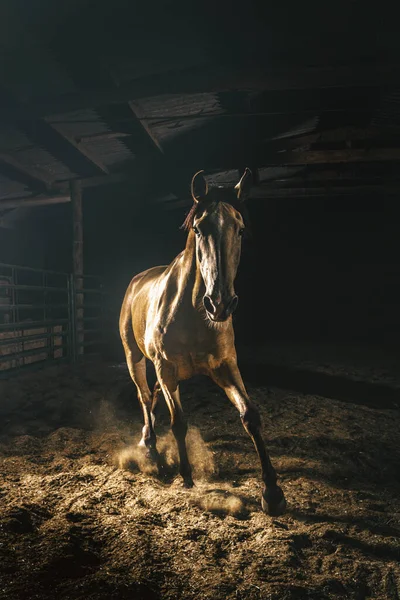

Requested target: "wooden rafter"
[
  {"left": 250, "top": 184, "right": 400, "bottom": 198},
  {"left": 0, "top": 153, "right": 53, "bottom": 190},
  {"left": 0, "top": 87, "right": 109, "bottom": 178},
  {"left": 160, "top": 147, "right": 400, "bottom": 171},
  {"left": 0, "top": 62, "right": 399, "bottom": 121},
  {"left": 128, "top": 101, "right": 164, "bottom": 154},
  {"left": 59, "top": 172, "right": 129, "bottom": 191},
  {"left": 0, "top": 194, "right": 70, "bottom": 209},
  {"left": 45, "top": 119, "right": 109, "bottom": 175},
  {"left": 75, "top": 131, "right": 131, "bottom": 143},
  {"left": 268, "top": 126, "right": 400, "bottom": 150},
  {"left": 277, "top": 148, "right": 400, "bottom": 166},
  {"left": 164, "top": 183, "right": 400, "bottom": 210}
]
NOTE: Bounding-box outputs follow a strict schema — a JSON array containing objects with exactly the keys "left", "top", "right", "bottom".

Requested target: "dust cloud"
[
  {"left": 195, "top": 488, "right": 245, "bottom": 517},
  {"left": 115, "top": 426, "right": 216, "bottom": 481}
]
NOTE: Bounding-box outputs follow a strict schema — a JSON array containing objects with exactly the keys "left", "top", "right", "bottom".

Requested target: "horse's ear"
[
  {"left": 191, "top": 170, "right": 208, "bottom": 203},
  {"left": 234, "top": 168, "right": 252, "bottom": 202}
]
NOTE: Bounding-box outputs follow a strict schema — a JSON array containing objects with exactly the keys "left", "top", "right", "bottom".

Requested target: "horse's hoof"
[
  {"left": 145, "top": 448, "right": 159, "bottom": 463},
  {"left": 138, "top": 444, "right": 160, "bottom": 466},
  {"left": 261, "top": 486, "right": 286, "bottom": 516},
  {"left": 183, "top": 476, "right": 194, "bottom": 489}
]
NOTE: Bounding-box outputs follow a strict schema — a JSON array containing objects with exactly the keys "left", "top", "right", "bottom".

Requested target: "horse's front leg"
[
  {"left": 156, "top": 363, "right": 194, "bottom": 488},
  {"left": 210, "top": 359, "right": 286, "bottom": 516}
]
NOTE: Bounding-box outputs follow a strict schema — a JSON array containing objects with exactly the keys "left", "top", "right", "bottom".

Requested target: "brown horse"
[{"left": 119, "top": 169, "right": 286, "bottom": 516}]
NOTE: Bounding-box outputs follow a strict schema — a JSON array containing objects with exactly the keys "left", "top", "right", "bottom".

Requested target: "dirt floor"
[{"left": 0, "top": 344, "right": 400, "bottom": 600}]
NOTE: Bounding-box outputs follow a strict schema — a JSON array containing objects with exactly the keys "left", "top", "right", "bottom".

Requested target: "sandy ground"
[{"left": 0, "top": 345, "right": 399, "bottom": 600}]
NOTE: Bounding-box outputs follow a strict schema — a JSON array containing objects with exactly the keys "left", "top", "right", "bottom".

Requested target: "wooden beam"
[
  {"left": 0, "top": 153, "right": 53, "bottom": 190},
  {"left": 75, "top": 131, "right": 131, "bottom": 143},
  {"left": 71, "top": 180, "right": 84, "bottom": 357},
  {"left": 111, "top": 107, "right": 375, "bottom": 122},
  {"left": 0, "top": 173, "right": 131, "bottom": 209},
  {"left": 49, "top": 146, "right": 400, "bottom": 196},
  {"left": 46, "top": 119, "right": 109, "bottom": 175},
  {"left": 160, "top": 147, "right": 400, "bottom": 171},
  {"left": 164, "top": 183, "right": 400, "bottom": 209},
  {"left": 268, "top": 127, "right": 400, "bottom": 150},
  {"left": 128, "top": 101, "right": 164, "bottom": 153},
  {"left": 1, "top": 62, "right": 399, "bottom": 121},
  {"left": 0, "top": 86, "right": 108, "bottom": 177},
  {"left": 250, "top": 184, "right": 400, "bottom": 198},
  {"left": 276, "top": 148, "right": 400, "bottom": 166},
  {"left": 57, "top": 172, "right": 129, "bottom": 192},
  {"left": 17, "top": 117, "right": 108, "bottom": 177},
  {"left": 259, "top": 171, "right": 389, "bottom": 186},
  {"left": 1, "top": 172, "right": 136, "bottom": 208},
  {"left": 0, "top": 194, "right": 70, "bottom": 209}
]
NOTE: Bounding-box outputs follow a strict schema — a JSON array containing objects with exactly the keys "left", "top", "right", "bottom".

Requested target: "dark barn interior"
[{"left": 1, "top": 2, "right": 400, "bottom": 599}]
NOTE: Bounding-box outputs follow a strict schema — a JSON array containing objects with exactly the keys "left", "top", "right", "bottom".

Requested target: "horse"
[{"left": 119, "top": 168, "right": 286, "bottom": 516}]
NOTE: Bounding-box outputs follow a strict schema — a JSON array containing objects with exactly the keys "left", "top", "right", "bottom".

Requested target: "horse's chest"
[
  {"left": 170, "top": 351, "right": 222, "bottom": 379},
  {"left": 151, "top": 325, "right": 223, "bottom": 378}
]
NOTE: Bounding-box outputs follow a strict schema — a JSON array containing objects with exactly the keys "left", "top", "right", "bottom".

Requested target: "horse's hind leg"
[
  {"left": 121, "top": 334, "right": 160, "bottom": 464},
  {"left": 156, "top": 365, "right": 193, "bottom": 488}
]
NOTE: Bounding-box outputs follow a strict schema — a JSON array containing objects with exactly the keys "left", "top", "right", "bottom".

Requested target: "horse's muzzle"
[{"left": 203, "top": 294, "right": 238, "bottom": 322}]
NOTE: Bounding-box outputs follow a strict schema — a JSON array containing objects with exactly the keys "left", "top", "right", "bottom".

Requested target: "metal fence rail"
[
  {"left": 71, "top": 273, "right": 111, "bottom": 362},
  {"left": 0, "top": 262, "right": 111, "bottom": 377},
  {"left": 0, "top": 263, "right": 71, "bottom": 376}
]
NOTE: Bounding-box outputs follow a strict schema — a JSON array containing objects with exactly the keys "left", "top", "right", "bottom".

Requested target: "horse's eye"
[
  {"left": 239, "top": 228, "right": 245, "bottom": 237},
  {"left": 193, "top": 226, "right": 200, "bottom": 235}
]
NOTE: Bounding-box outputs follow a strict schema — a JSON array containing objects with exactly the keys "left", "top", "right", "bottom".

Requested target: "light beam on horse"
[{"left": 119, "top": 169, "right": 286, "bottom": 515}]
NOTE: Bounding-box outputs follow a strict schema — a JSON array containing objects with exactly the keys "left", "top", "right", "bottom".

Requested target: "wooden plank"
[
  {"left": 109, "top": 107, "right": 375, "bottom": 122},
  {"left": 250, "top": 184, "right": 400, "bottom": 198},
  {"left": 58, "top": 172, "right": 130, "bottom": 191},
  {"left": 75, "top": 131, "right": 131, "bottom": 143},
  {"left": 1, "top": 62, "right": 399, "bottom": 119},
  {"left": 277, "top": 148, "right": 400, "bottom": 166},
  {"left": 259, "top": 170, "right": 388, "bottom": 185},
  {"left": 128, "top": 101, "right": 164, "bottom": 153},
  {"left": 0, "top": 86, "right": 108, "bottom": 177},
  {"left": 0, "top": 326, "right": 63, "bottom": 371},
  {"left": 159, "top": 147, "right": 400, "bottom": 171},
  {"left": 19, "top": 118, "right": 107, "bottom": 177},
  {"left": 268, "top": 127, "right": 400, "bottom": 150},
  {"left": 0, "top": 193, "right": 70, "bottom": 209},
  {"left": 163, "top": 183, "right": 400, "bottom": 209},
  {"left": 47, "top": 119, "right": 109, "bottom": 175},
  {"left": 0, "top": 153, "right": 53, "bottom": 190}
]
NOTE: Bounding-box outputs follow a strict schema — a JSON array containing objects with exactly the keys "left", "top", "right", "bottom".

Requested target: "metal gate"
[
  {"left": 70, "top": 273, "right": 111, "bottom": 362},
  {"left": 0, "top": 263, "right": 111, "bottom": 377}
]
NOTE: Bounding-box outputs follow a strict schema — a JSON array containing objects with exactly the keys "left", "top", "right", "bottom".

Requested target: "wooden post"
[{"left": 70, "top": 179, "right": 84, "bottom": 356}]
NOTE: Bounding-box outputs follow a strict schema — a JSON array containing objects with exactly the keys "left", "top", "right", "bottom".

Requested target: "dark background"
[
  {"left": 1, "top": 0, "right": 400, "bottom": 353},
  {"left": 24, "top": 185, "right": 400, "bottom": 350}
]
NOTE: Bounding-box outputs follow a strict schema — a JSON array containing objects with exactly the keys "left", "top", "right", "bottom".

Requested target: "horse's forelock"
[
  {"left": 181, "top": 193, "right": 245, "bottom": 232},
  {"left": 181, "top": 202, "right": 200, "bottom": 231}
]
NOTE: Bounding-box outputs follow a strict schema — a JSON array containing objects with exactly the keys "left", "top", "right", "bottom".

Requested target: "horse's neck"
[{"left": 170, "top": 231, "right": 204, "bottom": 312}]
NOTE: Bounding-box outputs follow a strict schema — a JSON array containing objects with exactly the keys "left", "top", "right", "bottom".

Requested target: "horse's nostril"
[
  {"left": 203, "top": 296, "right": 215, "bottom": 314},
  {"left": 229, "top": 295, "right": 239, "bottom": 314}
]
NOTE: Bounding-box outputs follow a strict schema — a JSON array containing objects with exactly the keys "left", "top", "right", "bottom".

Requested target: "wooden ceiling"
[{"left": 0, "top": 0, "right": 399, "bottom": 216}]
